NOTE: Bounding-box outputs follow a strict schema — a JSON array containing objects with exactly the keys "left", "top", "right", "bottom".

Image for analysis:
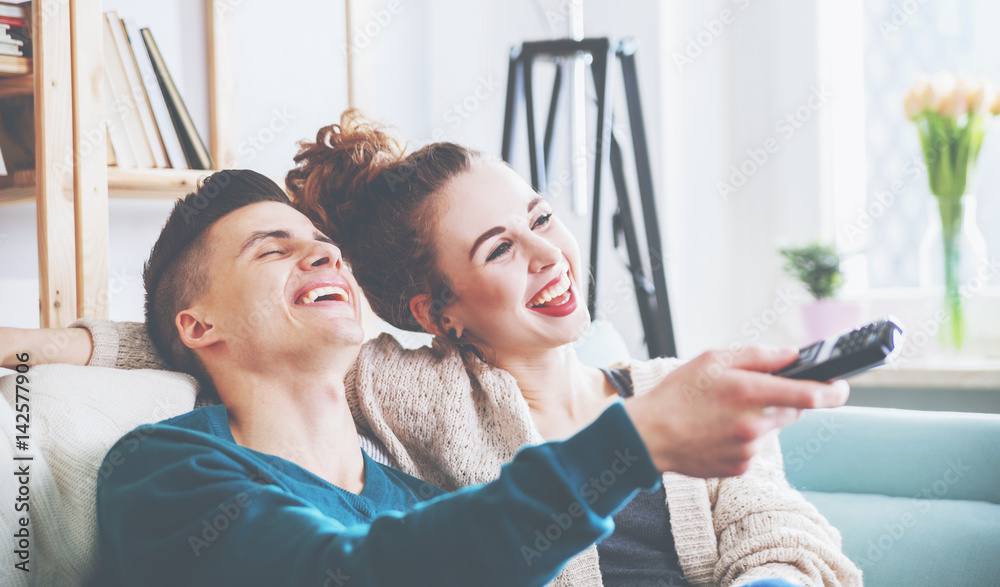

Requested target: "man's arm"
[{"left": 97, "top": 403, "right": 660, "bottom": 587}]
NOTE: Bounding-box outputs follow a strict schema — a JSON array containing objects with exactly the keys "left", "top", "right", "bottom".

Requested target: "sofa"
[
  {"left": 779, "top": 406, "right": 1000, "bottom": 586},
  {"left": 3, "top": 354, "right": 999, "bottom": 586}
]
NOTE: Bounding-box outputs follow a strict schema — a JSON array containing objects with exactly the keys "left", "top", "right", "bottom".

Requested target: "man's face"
[{"left": 189, "top": 202, "right": 364, "bottom": 374}]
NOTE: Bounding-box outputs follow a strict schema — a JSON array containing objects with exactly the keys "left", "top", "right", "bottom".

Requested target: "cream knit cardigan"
[{"left": 75, "top": 320, "right": 862, "bottom": 587}]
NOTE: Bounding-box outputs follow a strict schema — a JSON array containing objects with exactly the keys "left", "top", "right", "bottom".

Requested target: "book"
[
  {"left": 106, "top": 11, "right": 166, "bottom": 168},
  {"left": 141, "top": 27, "right": 213, "bottom": 170},
  {"left": 102, "top": 20, "right": 140, "bottom": 168},
  {"left": 0, "top": 95, "right": 34, "bottom": 173},
  {"left": 0, "top": 2, "right": 27, "bottom": 20},
  {"left": 102, "top": 70, "right": 137, "bottom": 168},
  {"left": 122, "top": 17, "right": 187, "bottom": 169},
  {"left": 103, "top": 13, "right": 156, "bottom": 168},
  {"left": 0, "top": 43, "right": 21, "bottom": 57}
]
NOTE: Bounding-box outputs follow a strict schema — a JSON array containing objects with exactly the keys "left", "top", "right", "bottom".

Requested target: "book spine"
[
  {"left": 107, "top": 11, "right": 167, "bottom": 168},
  {"left": 123, "top": 18, "right": 188, "bottom": 170},
  {"left": 103, "top": 13, "right": 155, "bottom": 168},
  {"left": 141, "top": 28, "right": 213, "bottom": 170}
]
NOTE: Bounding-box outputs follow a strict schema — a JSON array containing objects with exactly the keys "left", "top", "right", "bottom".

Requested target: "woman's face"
[{"left": 429, "top": 160, "right": 590, "bottom": 357}]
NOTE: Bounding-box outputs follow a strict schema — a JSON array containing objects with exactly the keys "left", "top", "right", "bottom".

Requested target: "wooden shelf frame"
[
  {"left": 5, "top": 0, "right": 239, "bottom": 327},
  {"left": 0, "top": 168, "right": 214, "bottom": 207}
]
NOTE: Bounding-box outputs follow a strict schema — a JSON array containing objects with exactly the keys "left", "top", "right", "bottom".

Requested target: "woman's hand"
[
  {"left": 0, "top": 327, "right": 94, "bottom": 368},
  {"left": 624, "top": 345, "right": 849, "bottom": 478}
]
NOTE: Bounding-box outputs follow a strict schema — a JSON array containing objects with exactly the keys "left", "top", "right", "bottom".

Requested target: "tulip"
[
  {"left": 990, "top": 90, "right": 1000, "bottom": 115},
  {"left": 940, "top": 75, "right": 969, "bottom": 119},
  {"left": 928, "top": 71, "right": 956, "bottom": 114},
  {"left": 904, "top": 76, "right": 931, "bottom": 119},
  {"left": 966, "top": 78, "right": 986, "bottom": 114}
]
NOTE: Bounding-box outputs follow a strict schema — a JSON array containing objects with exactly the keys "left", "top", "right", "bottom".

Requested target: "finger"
[
  {"left": 734, "top": 371, "right": 850, "bottom": 410},
  {"left": 761, "top": 406, "right": 804, "bottom": 430},
  {"left": 729, "top": 344, "right": 800, "bottom": 372}
]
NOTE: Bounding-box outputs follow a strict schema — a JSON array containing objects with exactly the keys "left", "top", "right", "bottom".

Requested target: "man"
[{"left": 3, "top": 170, "right": 847, "bottom": 586}]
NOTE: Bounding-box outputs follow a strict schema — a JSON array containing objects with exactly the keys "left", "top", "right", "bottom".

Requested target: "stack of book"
[
  {"left": 0, "top": 2, "right": 29, "bottom": 58},
  {"left": 0, "top": 25, "right": 24, "bottom": 57}
]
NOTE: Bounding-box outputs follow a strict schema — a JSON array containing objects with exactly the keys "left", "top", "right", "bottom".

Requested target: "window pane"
[{"left": 863, "top": 0, "right": 1000, "bottom": 287}]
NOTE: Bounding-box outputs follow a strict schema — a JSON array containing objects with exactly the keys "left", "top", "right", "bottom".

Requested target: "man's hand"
[
  {"left": 624, "top": 345, "right": 850, "bottom": 479},
  {"left": 0, "top": 327, "right": 94, "bottom": 368}
]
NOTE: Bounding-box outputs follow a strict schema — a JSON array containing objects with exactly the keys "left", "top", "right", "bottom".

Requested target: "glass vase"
[{"left": 917, "top": 194, "right": 989, "bottom": 351}]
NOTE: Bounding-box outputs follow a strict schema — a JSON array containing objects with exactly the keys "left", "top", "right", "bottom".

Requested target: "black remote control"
[{"left": 774, "top": 317, "right": 904, "bottom": 381}]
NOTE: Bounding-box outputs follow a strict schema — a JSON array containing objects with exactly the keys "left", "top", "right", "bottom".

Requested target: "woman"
[{"left": 282, "top": 110, "right": 861, "bottom": 587}]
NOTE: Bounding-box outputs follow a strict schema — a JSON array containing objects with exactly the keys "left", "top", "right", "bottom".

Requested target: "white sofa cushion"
[{"left": 0, "top": 365, "right": 197, "bottom": 586}]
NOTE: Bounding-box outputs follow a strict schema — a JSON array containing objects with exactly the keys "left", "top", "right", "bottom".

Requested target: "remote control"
[{"left": 774, "top": 317, "right": 904, "bottom": 382}]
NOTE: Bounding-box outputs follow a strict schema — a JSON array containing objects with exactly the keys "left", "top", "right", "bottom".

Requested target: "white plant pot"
[{"left": 801, "top": 300, "right": 864, "bottom": 342}]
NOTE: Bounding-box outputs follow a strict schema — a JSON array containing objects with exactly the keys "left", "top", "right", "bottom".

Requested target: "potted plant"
[{"left": 780, "top": 242, "right": 862, "bottom": 341}]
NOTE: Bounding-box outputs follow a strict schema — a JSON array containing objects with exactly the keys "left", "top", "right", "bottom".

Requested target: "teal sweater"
[{"left": 96, "top": 402, "right": 660, "bottom": 586}]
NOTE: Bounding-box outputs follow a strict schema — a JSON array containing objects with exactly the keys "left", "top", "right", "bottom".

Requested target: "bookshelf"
[{"left": 0, "top": 0, "right": 238, "bottom": 327}]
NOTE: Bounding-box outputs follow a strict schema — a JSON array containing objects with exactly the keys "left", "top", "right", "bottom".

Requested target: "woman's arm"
[
  {"left": 0, "top": 319, "right": 169, "bottom": 370},
  {"left": 711, "top": 433, "right": 863, "bottom": 587},
  {"left": 0, "top": 327, "right": 93, "bottom": 368}
]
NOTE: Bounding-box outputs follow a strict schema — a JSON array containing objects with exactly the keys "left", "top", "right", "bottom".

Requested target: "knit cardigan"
[{"left": 72, "top": 319, "right": 862, "bottom": 587}]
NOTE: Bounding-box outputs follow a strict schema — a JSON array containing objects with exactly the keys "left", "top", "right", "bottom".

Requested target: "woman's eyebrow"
[
  {"left": 469, "top": 226, "right": 505, "bottom": 260},
  {"left": 528, "top": 196, "right": 543, "bottom": 212}
]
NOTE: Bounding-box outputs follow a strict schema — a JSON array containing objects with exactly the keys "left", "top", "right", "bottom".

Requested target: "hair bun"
[{"left": 286, "top": 109, "right": 402, "bottom": 242}]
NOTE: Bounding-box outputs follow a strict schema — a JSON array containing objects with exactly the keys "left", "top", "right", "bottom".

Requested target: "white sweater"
[{"left": 75, "top": 319, "right": 862, "bottom": 587}]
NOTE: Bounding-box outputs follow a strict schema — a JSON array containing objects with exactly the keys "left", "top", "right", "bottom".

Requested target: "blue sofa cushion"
[{"left": 802, "top": 491, "right": 1000, "bottom": 587}]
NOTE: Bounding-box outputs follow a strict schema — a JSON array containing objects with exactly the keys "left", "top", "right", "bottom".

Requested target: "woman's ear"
[
  {"left": 176, "top": 307, "right": 219, "bottom": 351},
  {"left": 409, "top": 294, "right": 461, "bottom": 338}
]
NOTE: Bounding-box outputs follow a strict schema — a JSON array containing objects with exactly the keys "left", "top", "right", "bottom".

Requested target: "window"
[{"left": 859, "top": 0, "right": 1000, "bottom": 288}]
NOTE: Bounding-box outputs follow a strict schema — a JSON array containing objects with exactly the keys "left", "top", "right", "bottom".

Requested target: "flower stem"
[{"left": 938, "top": 196, "right": 965, "bottom": 349}]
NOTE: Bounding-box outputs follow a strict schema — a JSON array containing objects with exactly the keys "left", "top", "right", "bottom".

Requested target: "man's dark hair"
[{"left": 143, "top": 169, "right": 291, "bottom": 381}]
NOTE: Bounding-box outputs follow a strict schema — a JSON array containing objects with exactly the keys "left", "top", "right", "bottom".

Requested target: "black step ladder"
[{"left": 500, "top": 37, "right": 676, "bottom": 358}]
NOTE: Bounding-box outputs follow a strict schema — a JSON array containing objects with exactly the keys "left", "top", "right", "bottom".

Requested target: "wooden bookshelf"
[
  {"left": 2, "top": 0, "right": 238, "bottom": 327},
  {"left": 0, "top": 167, "right": 214, "bottom": 207}
]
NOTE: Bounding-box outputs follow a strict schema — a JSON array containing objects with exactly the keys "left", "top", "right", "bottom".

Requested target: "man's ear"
[
  {"left": 176, "top": 307, "right": 219, "bottom": 351},
  {"left": 409, "top": 294, "right": 462, "bottom": 339}
]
